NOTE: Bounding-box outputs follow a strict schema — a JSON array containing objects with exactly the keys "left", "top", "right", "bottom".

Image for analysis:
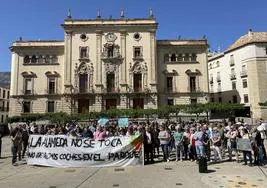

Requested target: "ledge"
[
  {"left": 164, "top": 61, "right": 199, "bottom": 64},
  {"left": 23, "top": 63, "right": 60, "bottom": 66}
]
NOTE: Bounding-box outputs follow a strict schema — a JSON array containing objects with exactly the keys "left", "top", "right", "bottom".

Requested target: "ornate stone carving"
[
  {"left": 105, "top": 62, "right": 117, "bottom": 73},
  {"left": 105, "top": 33, "right": 117, "bottom": 43},
  {"left": 74, "top": 62, "right": 94, "bottom": 92}
]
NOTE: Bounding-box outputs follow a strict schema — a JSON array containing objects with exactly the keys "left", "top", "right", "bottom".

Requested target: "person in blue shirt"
[{"left": 194, "top": 126, "right": 206, "bottom": 161}]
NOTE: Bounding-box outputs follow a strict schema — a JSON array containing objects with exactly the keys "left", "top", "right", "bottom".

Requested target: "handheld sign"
[
  {"left": 97, "top": 118, "right": 109, "bottom": 126},
  {"left": 237, "top": 138, "right": 252, "bottom": 151},
  {"left": 118, "top": 118, "right": 128, "bottom": 128}
]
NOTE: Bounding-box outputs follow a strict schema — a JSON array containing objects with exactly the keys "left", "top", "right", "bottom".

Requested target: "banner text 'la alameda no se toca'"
[{"left": 27, "top": 134, "right": 144, "bottom": 167}]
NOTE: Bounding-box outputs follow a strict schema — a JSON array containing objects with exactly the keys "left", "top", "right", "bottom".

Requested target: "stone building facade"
[
  {"left": 9, "top": 13, "right": 208, "bottom": 117},
  {"left": 0, "top": 87, "right": 9, "bottom": 123},
  {"left": 208, "top": 30, "right": 267, "bottom": 120}
]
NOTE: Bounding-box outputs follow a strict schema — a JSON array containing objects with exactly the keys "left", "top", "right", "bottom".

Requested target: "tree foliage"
[{"left": 8, "top": 103, "right": 245, "bottom": 123}]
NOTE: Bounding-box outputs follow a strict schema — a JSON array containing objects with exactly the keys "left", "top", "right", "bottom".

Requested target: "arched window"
[
  {"left": 170, "top": 53, "right": 176, "bottom": 62},
  {"left": 45, "top": 55, "right": 50, "bottom": 64},
  {"left": 52, "top": 56, "right": 58, "bottom": 64},
  {"left": 191, "top": 53, "right": 197, "bottom": 61},
  {"left": 177, "top": 54, "right": 183, "bottom": 61},
  {"left": 38, "top": 56, "right": 43, "bottom": 64},
  {"left": 31, "top": 55, "right": 37, "bottom": 63},
  {"left": 184, "top": 53, "right": 190, "bottom": 61},
  {"left": 24, "top": 55, "right": 30, "bottom": 64}
]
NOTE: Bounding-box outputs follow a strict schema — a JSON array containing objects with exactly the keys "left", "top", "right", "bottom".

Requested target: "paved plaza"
[{"left": 0, "top": 137, "right": 266, "bottom": 188}]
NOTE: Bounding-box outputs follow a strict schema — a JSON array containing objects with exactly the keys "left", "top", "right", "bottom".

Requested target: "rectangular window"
[
  {"left": 1, "top": 115, "right": 3, "bottom": 123},
  {"left": 166, "top": 77, "right": 173, "bottom": 92},
  {"left": 167, "top": 99, "right": 174, "bottom": 106},
  {"left": 7, "top": 102, "right": 9, "bottom": 111},
  {"left": 230, "top": 54, "right": 235, "bottom": 66},
  {"left": 219, "top": 97, "right": 222, "bottom": 103},
  {"left": 24, "top": 78, "right": 32, "bottom": 94},
  {"left": 79, "top": 74, "right": 88, "bottom": 93},
  {"left": 189, "top": 76, "right": 196, "bottom": 92},
  {"left": 48, "top": 77, "right": 56, "bottom": 94},
  {"left": 0, "top": 89, "right": 1, "bottom": 98},
  {"left": 218, "top": 82, "right": 221, "bottom": 92},
  {"left": 243, "top": 79, "right": 247, "bottom": 88},
  {"left": 23, "top": 101, "right": 31, "bottom": 113},
  {"left": 3, "top": 90, "right": 5, "bottom": 98},
  {"left": 190, "top": 98, "right": 197, "bottom": 104},
  {"left": 211, "top": 98, "right": 215, "bottom": 102},
  {"left": 133, "top": 73, "right": 142, "bottom": 92},
  {"left": 7, "top": 91, "right": 9, "bottom": 99},
  {"left": 107, "top": 73, "right": 115, "bottom": 92},
  {"left": 107, "top": 46, "right": 114, "bottom": 58},
  {"left": 233, "top": 95, "right": 238, "bottom": 103},
  {"left": 47, "top": 101, "right": 55, "bottom": 113},
  {"left": 244, "top": 94, "right": 249, "bottom": 103},
  {"left": 80, "top": 47, "right": 88, "bottom": 59},
  {"left": 134, "top": 47, "right": 142, "bottom": 58},
  {"left": 2, "top": 101, "right": 5, "bottom": 111},
  {"left": 242, "top": 65, "right": 246, "bottom": 72},
  {"left": 232, "top": 82, "right": 236, "bottom": 90}
]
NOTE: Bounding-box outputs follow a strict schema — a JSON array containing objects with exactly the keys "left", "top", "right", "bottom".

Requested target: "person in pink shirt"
[{"left": 94, "top": 125, "right": 106, "bottom": 141}]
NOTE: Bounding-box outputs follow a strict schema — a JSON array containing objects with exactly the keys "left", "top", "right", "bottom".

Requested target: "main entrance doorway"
[
  {"left": 106, "top": 99, "right": 117, "bottom": 110},
  {"left": 133, "top": 98, "right": 144, "bottom": 109},
  {"left": 78, "top": 99, "right": 89, "bottom": 113}
]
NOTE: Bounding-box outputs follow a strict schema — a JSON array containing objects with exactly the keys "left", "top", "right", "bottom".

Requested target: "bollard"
[{"left": 198, "top": 156, "right": 208, "bottom": 173}]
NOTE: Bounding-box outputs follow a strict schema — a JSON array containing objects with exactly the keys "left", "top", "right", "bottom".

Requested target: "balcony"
[
  {"left": 21, "top": 89, "right": 33, "bottom": 95},
  {"left": 101, "top": 51, "right": 123, "bottom": 63},
  {"left": 240, "top": 70, "right": 248, "bottom": 78},
  {"left": 165, "top": 87, "right": 176, "bottom": 93},
  {"left": 230, "top": 73, "right": 236, "bottom": 80},
  {"left": 102, "top": 87, "right": 120, "bottom": 93},
  {"left": 46, "top": 89, "right": 56, "bottom": 95},
  {"left": 79, "top": 56, "right": 90, "bottom": 61},
  {"left": 132, "top": 55, "right": 143, "bottom": 61},
  {"left": 187, "top": 87, "right": 200, "bottom": 93},
  {"left": 216, "top": 76, "right": 221, "bottom": 82}
]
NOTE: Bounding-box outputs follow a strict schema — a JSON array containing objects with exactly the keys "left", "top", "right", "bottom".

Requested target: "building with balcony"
[
  {"left": 208, "top": 30, "right": 267, "bottom": 120},
  {"left": 9, "top": 11, "right": 209, "bottom": 116}
]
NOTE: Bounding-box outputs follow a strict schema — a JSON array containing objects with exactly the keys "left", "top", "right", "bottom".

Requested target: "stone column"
[
  {"left": 120, "top": 30, "right": 127, "bottom": 87},
  {"left": 150, "top": 30, "right": 157, "bottom": 92},
  {"left": 96, "top": 30, "right": 102, "bottom": 85},
  {"left": 64, "top": 30, "right": 72, "bottom": 93}
]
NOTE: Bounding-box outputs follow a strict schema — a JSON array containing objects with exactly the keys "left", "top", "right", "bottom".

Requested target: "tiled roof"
[{"left": 226, "top": 32, "right": 267, "bottom": 52}]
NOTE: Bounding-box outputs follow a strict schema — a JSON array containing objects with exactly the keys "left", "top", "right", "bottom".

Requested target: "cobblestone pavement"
[{"left": 0, "top": 137, "right": 267, "bottom": 188}]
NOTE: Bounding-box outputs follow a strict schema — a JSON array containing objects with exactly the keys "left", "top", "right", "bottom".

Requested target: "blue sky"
[{"left": 1, "top": 0, "right": 267, "bottom": 71}]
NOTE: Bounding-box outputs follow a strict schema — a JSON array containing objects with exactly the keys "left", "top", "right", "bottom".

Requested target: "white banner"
[{"left": 27, "top": 135, "right": 144, "bottom": 167}]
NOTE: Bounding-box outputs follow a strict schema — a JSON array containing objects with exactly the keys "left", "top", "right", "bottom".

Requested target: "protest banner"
[
  {"left": 27, "top": 134, "right": 144, "bottom": 168},
  {"left": 236, "top": 138, "right": 252, "bottom": 151}
]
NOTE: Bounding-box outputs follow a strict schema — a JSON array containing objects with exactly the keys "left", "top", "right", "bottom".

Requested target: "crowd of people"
[{"left": 8, "top": 118, "right": 267, "bottom": 167}]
